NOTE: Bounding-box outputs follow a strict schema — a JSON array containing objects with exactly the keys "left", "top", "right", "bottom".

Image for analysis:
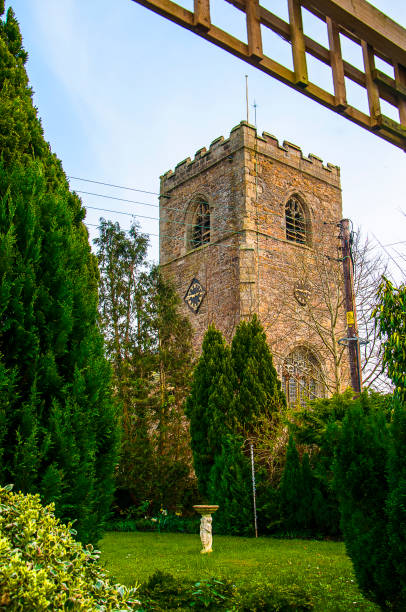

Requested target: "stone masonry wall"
[{"left": 160, "top": 122, "right": 350, "bottom": 391}]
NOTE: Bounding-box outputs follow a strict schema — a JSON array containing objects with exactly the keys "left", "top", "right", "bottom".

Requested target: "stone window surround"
[
  {"left": 184, "top": 193, "right": 213, "bottom": 254},
  {"left": 284, "top": 192, "right": 312, "bottom": 247},
  {"left": 281, "top": 344, "right": 325, "bottom": 406}
]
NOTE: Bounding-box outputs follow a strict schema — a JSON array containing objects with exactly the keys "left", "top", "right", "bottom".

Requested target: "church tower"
[{"left": 159, "top": 122, "right": 350, "bottom": 402}]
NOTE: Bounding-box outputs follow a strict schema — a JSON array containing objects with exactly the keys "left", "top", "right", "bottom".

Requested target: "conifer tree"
[
  {"left": 231, "top": 315, "right": 286, "bottom": 432},
  {"left": 279, "top": 435, "right": 303, "bottom": 532},
  {"left": 185, "top": 326, "right": 235, "bottom": 498},
  {"left": 148, "top": 266, "right": 196, "bottom": 509},
  {"left": 208, "top": 435, "right": 253, "bottom": 536},
  {"left": 96, "top": 220, "right": 195, "bottom": 511},
  {"left": 300, "top": 452, "right": 315, "bottom": 529},
  {"left": 333, "top": 401, "right": 392, "bottom": 608},
  {"left": 386, "top": 398, "right": 406, "bottom": 609},
  {"left": 0, "top": 7, "right": 119, "bottom": 543}
]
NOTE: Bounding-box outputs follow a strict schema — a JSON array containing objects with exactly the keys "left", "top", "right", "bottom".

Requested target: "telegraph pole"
[{"left": 339, "top": 219, "right": 362, "bottom": 393}]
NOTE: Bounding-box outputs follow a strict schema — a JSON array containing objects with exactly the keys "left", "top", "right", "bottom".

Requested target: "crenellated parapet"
[{"left": 160, "top": 121, "right": 340, "bottom": 195}]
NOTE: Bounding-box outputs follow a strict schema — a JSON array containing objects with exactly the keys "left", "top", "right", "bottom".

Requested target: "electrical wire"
[
  {"left": 76, "top": 190, "right": 159, "bottom": 209},
  {"left": 68, "top": 176, "right": 161, "bottom": 196},
  {"left": 85, "top": 205, "right": 157, "bottom": 222}
]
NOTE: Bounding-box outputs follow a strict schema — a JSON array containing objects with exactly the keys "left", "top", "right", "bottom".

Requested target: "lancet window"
[
  {"left": 285, "top": 196, "right": 309, "bottom": 245},
  {"left": 190, "top": 198, "right": 210, "bottom": 249}
]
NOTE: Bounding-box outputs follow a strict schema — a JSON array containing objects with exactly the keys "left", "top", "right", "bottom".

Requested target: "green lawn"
[{"left": 100, "top": 532, "right": 379, "bottom": 610}]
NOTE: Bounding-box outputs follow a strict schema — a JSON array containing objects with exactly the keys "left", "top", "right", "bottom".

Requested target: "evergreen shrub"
[
  {"left": 137, "top": 570, "right": 313, "bottom": 611},
  {"left": 0, "top": 485, "right": 138, "bottom": 611},
  {"left": 0, "top": 6, "right": 119, "bottom": 544},
  {"left": 333, "top": 395, "right": 406, "bottom": 610},
  {"left": 138, "top": 571, "right": 235, "bottom": 611}
]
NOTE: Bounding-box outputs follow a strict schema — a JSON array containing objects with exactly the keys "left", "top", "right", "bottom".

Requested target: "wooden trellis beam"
[{"left": 130, "top": 0, "right": 406, "bottom": 150}]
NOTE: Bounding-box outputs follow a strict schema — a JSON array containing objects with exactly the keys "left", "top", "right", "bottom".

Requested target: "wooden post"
[
  {"left": 288, "top": 0, "right": 308, "bottom": 87},
  {"left": 194, "top": 0, "right": 211, "bottom": 30},
  {"left": 246, "top": 0, "right": 263, "bottom": 60},
  {"left": 394, "top": 63, "right": 406, "bottom": 127},
  {"left": 340, "top": 219, "right": 362, "bottom": 394},
  {"left": 327, "top": 17, "right": 347, "bottom": 109},
  {"left": 361, "top": 41, "right": 381, "bottom": 127}
]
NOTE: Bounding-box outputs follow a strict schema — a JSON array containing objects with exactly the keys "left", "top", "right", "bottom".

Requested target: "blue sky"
[{"left": 6, "top": 0, "right": 406, "bottom": 272}]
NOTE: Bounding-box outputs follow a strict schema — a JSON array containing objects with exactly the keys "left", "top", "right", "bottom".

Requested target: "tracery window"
[
  {"left": 190, "top": 198, "right": 210, "bottom": 249},
  {"left": 282, "top": 347, "right": 324, "bottom": 406},
  {"left": 285, "top": 196, "right": 308, "bottom": 245}
]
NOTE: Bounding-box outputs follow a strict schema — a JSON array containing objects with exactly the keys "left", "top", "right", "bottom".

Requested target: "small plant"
[
  {"left": 234, "top": 582, "right": 314, "bottom": 611},
  {"left": 0, "top": 485, "right": 139, "bottom": 610},
  {"left": 190, "top": 578, "right": 236, "bottom": 609},
  {"left": 138, "top": 571, "right": 235, "bottom": 610}
]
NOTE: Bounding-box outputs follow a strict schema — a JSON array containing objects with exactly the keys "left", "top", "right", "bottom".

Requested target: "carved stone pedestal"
[{"left": 193, "top": 505, "right": 219, "bottom": 554}]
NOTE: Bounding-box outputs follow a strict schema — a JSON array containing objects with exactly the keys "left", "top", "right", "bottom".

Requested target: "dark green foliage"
[
  {"left": 234, "top": 583, "right": 314, "bottom": 611},
  {"left": 0, "top": 7, "right": 65, "bottom": 181},
  {"left": 187, "top": 316, "right": 285, "bottom": 508},
  {"left": 107, "top": 512, "right": 200, "bottom": 534},
  {"left": 138, "top": 570, "right": 313, "bottom": 611},
  {"left": 279, "top": 436, "right": 302, "bottom": 531},
  {"left": 0, "top": 10, "right": 120, "bottom": 544},
  {"left": 208, "top": 435, "right": 253, "bottom": 536},
  {"left": 231, "top": 314, "right": 286, "bottom": 430},
  {"left": 96, "top": 220, "right": 195, "bottom": 512},
  {"left": 138, "top": 571, "right": 235, "bottom": 611},
  {"left": 386, "top": 399, "right": 406, "bottom": 607},
  {"left": 0, "top": 163, "right": 118, "bottom": 544},
  {"left": 279, "top": 436, "right": 313, "bottom": 533},
  {"left": 287, "top": 390, "right": 392, "bottom": 538},
  {"left": 186, "top": 325, "right": 234, "bottom": 498},
  {"left": 333, "top": 397, "right": 395, "bottom": 609}
]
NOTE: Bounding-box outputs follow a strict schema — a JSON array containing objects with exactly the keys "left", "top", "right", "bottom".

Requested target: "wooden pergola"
[{"left": 131, "top": 0, "right": 406, "bottom": 151}]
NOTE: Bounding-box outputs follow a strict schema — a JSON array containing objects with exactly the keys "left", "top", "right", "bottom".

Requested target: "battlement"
[{"left": 160, "top": 121, "right": 340, "bottom": 193}]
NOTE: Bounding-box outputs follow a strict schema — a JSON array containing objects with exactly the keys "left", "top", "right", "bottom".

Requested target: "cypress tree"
[
  {"left": 300, "top": 452, "right": 315, "bottom": 530},
  {"left": 0, "top": 8, "right": 119, "bottom": 543},
  {"left": 333, "top": 401, "right": 392, "bottom": 608},
  {"left": 185, "top": 325, "right": 235, "bottom": 498},
  {"left": 208, "top": 435, "right": 253, "bottom": 536},
  {"left": 279, "top": 435, "right": 303, "bottom": 532},
  {"left": 386, "top": 398, "right": 406, "bottom": 610},
  {"left": 231, "top": 314, "right": 286, "bottom": 431}
]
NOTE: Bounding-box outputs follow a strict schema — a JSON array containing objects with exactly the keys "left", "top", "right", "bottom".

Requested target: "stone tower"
[{"left": 159, "top": 122, "right": 350, "bottom": 402}]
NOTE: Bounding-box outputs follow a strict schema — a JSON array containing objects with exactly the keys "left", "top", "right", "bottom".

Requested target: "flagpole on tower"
[{"left": 245, "top": 74, "right": 249, "bottom": 124}]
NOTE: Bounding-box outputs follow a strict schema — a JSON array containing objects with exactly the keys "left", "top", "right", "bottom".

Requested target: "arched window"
[
  {"left": 189, "top": 197, "right": 210, "bottom": 250},
  {"left": 282, "top": 347, "right": 324, "bottom": 406},
  {"left": 285, "top": 196, "right": 309, "bottom": 245}
]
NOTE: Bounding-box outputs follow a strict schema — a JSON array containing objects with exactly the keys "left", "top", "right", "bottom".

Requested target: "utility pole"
[{"left": 339, "top": 219, "right": 362, "bottom": 393}]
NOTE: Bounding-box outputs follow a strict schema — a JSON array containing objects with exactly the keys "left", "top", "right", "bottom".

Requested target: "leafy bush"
[
  {"left": 0, "top": 485, "right": 138, "bottom": 610},
  {"left": 138, "top": 571, "right": 235, "bottom": 610},
  {"left": 107, "top": 511, "right": 200, "bottom": 534},
  {"left": 137, "top": 570, "right": 313, "bottom": 611},
  {"left": 234, "top": 583, "right": 314, "bottom": 611}
]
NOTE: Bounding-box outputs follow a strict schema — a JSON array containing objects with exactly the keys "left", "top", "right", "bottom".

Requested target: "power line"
[
  {"left": 84, "top": 222, "right": 243, "bottom": 248},
  {"left": 84, "top": 203, "right": 230, "bottom": 230},
  {"left": 77, "top": 190, "right": 159, "bottom": 209},
  {"left": 86, "top": 205, "right": 158, "bottom": 222},
  {"left": 69, "top": 176, "right": 161, "bottom": 196}
]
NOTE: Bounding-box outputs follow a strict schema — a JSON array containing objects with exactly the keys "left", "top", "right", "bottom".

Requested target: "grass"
[{"left": 100, "top": 532, "right": 379, "bottom": 610}]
